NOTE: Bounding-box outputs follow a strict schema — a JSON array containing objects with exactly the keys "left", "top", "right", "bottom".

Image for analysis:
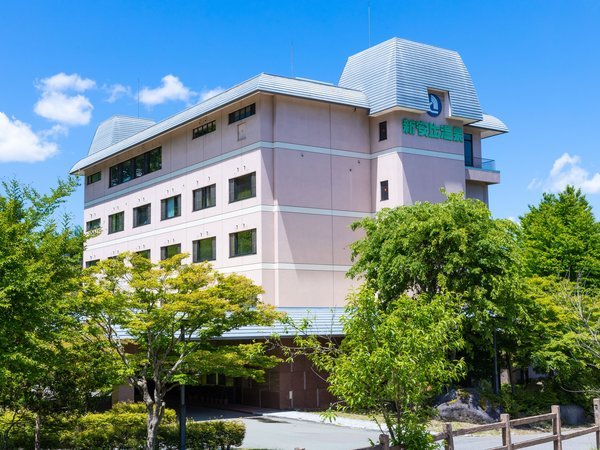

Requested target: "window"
[
  {"left": 86, "top": 171, "right": 101, "bottom": 185},
  {"left": 380, "top": 180, "right": 389, "bottom": 201},
  {"left": 86, "top": 218, "right": 101, "bottom": 232},
  {"left": 230, "top": 229, "right": 257, "bottom": 257},
  {"left": 379, "top": 121, "right": 387, "bottom": 141},
  {"left": 85, "top": 260, "right": 99, "bottom": 268},
  {"left": 161, "top": 195, "right": 181, "bottom": 220},
  {"left": 109, "top": 147, "right": 162, "bottom": 187},
  {"left": 136, "top": 249, "right": 151, "bottom": 259},
  {"left": 193, "top": 237, "right": 216, "bottom": 262},
  {"left": 229, "top": 172, "right": 256, "bottom": 203},
  {"left": 192, "top": 120, "right": 216, "bottom": 139},
  {"left": 133, "top": 203, "right": 151, "bottom": 228},
  {"left": 161, "top": 244, "right": 181, "bottom": 260},
  {"left": 228, "top": 103, "right": 255, "bottom": 124},
  {"left": 193, "top": 184, "right": 216, "bottom": 211},
  {"left": 464, "top": 133, "right": 473, "bottom": 167},
  {"left": 108, "top": 212, "right": 124, "bottom": 234}
]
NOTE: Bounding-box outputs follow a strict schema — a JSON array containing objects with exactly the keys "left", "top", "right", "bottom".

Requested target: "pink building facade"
[{"left": 72, "top": 38, "right": 507, "bottom": 409}]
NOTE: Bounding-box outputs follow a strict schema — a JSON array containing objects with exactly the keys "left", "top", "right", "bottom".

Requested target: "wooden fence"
[
  {"left": 432, "top": 398, "right": 600, "bottom": 450},
  {"left": 351, "top": 398, "right": 600, "bottom": 450}
]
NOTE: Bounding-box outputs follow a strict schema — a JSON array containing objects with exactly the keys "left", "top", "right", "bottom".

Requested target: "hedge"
[{"left": 0, "top": 403, "right": 245, "bottom": 449}]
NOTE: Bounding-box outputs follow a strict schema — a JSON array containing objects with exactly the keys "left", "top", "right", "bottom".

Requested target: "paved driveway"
[{"left": 187, "top": 407, "right": 597, "bottom": 450}]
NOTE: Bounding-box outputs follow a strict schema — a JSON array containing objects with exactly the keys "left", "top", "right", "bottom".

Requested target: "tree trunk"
[
  {"left": 146, "top": 406, "right": 161, "bottom": 450},
  {"left": 506, "top": 352, "right": 515, "bottom": 394},
  {"left": 34, "top": 413, "right": 41, "bottom": 450},
  {"left": 143, "top": 382, "right": 166, "bottom": 450}
]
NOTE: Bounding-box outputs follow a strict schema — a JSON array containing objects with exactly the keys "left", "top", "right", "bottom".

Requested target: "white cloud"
[
  {"left": 199, "top": 87, "right": 224, "bottom": 102},
  {"left": 34, "top": 72, "right": 95, "bottom": 126},
  {"left": 34, "top": 91, "right": 93, "bottom": 126},
  {"left": 104, "top": 83, "right": 131, "bottom": 103},
  {"left": 0, "top": 112, "right": 58, "bottom": 163},
  {"left": 37, "top": 73, "right": 95, "bottom": 93},
  {"left": 529, "top": 152, "right": 600, "bottom": 194},
  {"left": 139, "top": 75, "right": 195, "bottom": 106}
]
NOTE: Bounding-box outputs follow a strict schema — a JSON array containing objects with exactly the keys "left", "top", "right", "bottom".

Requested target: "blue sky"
[{"left": 1, "top": 0, "right": 599, "bottom": 222}]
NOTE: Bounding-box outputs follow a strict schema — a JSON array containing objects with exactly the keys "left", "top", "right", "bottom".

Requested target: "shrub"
[{"left": 0, "top": 404, "right": 245, "bottom": 449}]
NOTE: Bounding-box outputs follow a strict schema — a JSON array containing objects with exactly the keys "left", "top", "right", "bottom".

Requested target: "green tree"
[
  {"left": 0, "top": 178, "right": 113, "bottom": 449},
  {"left": 520, "top": 185, "right": 600, "bottom": 286},
  {"left": 80, "top": 253, "right": 280, "bottom": 450},
  {"left": 327, "top": 288, "right": 465, "bottom": 448},
  {"left": 348, "top": 192, "right": 524, "bottom": 372}
]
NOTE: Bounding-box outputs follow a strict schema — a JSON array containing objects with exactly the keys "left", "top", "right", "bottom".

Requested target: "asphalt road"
[{"left": 187, "top": 407, "right": 598, "bottom": 450}]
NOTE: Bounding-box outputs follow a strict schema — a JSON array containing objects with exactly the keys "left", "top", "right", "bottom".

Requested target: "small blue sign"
[{"left": 427, "top": 93, "right": 442, "bottom": 117}]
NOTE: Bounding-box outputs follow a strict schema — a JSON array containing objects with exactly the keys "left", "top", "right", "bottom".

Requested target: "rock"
[
  {"left": 435, "top": 389, "right": 501, "bottom": 424},
  {"left": 560, "top": 404, "right": 586, "bottom": 426}
]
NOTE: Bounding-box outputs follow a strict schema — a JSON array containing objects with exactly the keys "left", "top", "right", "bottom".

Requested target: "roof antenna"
[
  {"left": 290, "top": 42, "right": 295, "bottom": 78},
  {"left": 368, "top": 0, "right": 371, "bottom": 47},
  {"left": 137, "top": 78, "right": 140, "bottom": 118}
]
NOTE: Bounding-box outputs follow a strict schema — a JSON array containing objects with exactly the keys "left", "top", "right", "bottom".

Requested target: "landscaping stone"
[
  {"left": 435, "top": 389, "right": 501, "bottom": 424},
  {"left": 560, "top": 404, "right": 586, "bottom": 426}
]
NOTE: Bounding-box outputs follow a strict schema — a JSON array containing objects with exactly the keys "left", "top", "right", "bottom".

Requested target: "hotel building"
[{"left": 71, "top": 37, "right": 507, "bottom": 409}]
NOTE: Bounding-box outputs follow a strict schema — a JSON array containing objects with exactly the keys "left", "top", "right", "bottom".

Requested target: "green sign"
[{"left": 402, "top": 118, "right": 463, "bottom": 143}]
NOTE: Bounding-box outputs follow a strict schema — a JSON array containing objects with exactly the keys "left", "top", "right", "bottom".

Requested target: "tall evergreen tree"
[{"left": 520, "top": 185, "right": 600, "bottom": 286}]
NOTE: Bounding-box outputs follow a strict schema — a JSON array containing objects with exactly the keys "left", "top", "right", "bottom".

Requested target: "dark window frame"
[
  {"left": 108, "top": 212, "right": 124, "bottom": 234},
  {"left": 192, "top": 120, "right": 216, "bottom": 139},
  {"left": 109, "top": 147, "right": 162, "bottom": 188},
  {"left": 229, "top": 229, "right": 257, "bottom": 257},
  {"left": 464, "top": 133, "right": 474, "bottom": 167},
  {"left": 85, "top": 259, "right": 99, "bottom": 268},
  {"left": 380, "top": 180, "right": 389, "bottom": 201},
  {"left": 160, "top": 244, "right": 181, "bottom": 260},
  {"left": 193, "top": 184, "right": 216, "bottom": 211},
  {"left": 379, "top": 121, "right": 387, "bottom": 141},
  {"left": 193, "top": 237, "right": 216, "bottom": 262},
  {"left": 136, "top": 249, "right": 151, "bottom": 259},
  {"left": 86, "top": 218, "right": 101, "bottom": 232},
  {"left": 229, "top": 172, "right": 256, "bottom": 203},
  {"left": 133, "top": 203, "right": 152, "bottom": 228},
  {"left": 228, "top": 103, "right": 256, "bottom": 124},
  {"left": 86, "top": 171, "right": 101, "bottom": 185},
  {"left": 161, "top": 195, "right": 181, "bottom": 221}
]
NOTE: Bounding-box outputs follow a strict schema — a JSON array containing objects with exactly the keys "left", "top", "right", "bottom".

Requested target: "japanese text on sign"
[{"left": 402, "top": 119, "right": 463, "bottom": 142}]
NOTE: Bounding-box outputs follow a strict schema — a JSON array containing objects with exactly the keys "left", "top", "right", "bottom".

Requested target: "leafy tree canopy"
[
  {"left": 80, "top": 253, "right": 281, "bottom": 450},
  {"left": 520, "top": 185, "right": 600, "bottom": 286},
  {"left": 348, "top": 192, "right": 524, "bottom": 347}
]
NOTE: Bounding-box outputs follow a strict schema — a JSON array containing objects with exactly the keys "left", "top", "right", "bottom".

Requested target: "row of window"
[
  {"left": 85, "top": 228, "right": 257, "bottom": 267},
  {"left": 90, "top": 104, "right": 256, "bottom": 188},
  {"left": 86, "top": 172, "right": 256, "bottom": 234},
  {"left": 109, "top": 147, "right": 162, "bottom": 188}
]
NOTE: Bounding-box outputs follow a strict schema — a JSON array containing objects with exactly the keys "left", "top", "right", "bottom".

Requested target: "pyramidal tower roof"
[
  {"left": 339, "top": 37, "right": 483, "bottom": 121},
  {"left": 88, "top": 115, "right": 156, "bottom": 156}
]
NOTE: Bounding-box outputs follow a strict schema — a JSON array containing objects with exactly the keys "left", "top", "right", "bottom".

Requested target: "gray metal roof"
[
  {"left": 70, "top": 74, "right": 368, "bottom": 173},
  {"left": 218, "top": 307, "right": 345, "bottom": 340},
  {"left": 88, "top": 116, "right": 155, "bottom": 155},
  {"left": 339, "top": 37, "right": 483, "bottom": 120},
  {"left": 71, "top": 38, "right": 506, "bottom": 174},
  {"left": 113, "top": 307, "right": 345, "bottom": 341},
  {"left": 469, "top": 113, "right": 509, "bottom": 138}
]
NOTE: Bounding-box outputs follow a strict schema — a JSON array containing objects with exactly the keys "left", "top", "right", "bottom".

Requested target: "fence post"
[
  {"left": 443, "top": 422, "right": 454, "bottom": 450},
  {"left": 379, "top": 434, "right": 390, "bottom": 450},
  {"left": 551, "top": 405, "right": 562, "bottom": 450},
  {"left": 501, "top": 413, "right": 512, "bottom": 449},
  {"left": 594, "top": 398, "right": 600, "bottom": 450}
]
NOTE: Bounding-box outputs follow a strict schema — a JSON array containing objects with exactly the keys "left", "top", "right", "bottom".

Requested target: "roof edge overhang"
[
  {"left": 467, "top": 113, "right": 509, "bottom": 139},
  {"left": 70, "top": 74, "right": 369, "bottom": 174}
]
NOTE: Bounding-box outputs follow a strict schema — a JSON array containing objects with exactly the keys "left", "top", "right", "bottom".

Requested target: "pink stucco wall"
[{"left": 82, "top": 91, "right": 496, "bottom": 307}]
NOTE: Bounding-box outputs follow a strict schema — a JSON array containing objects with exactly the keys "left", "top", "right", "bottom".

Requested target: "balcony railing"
[{"left": 465, "top": 157, "right": 496, "bottom": 171}]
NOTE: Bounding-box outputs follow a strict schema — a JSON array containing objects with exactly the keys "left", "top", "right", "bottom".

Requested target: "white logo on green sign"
[{"left": 402, "top": 118, "right": 463, "bottom": 142}]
